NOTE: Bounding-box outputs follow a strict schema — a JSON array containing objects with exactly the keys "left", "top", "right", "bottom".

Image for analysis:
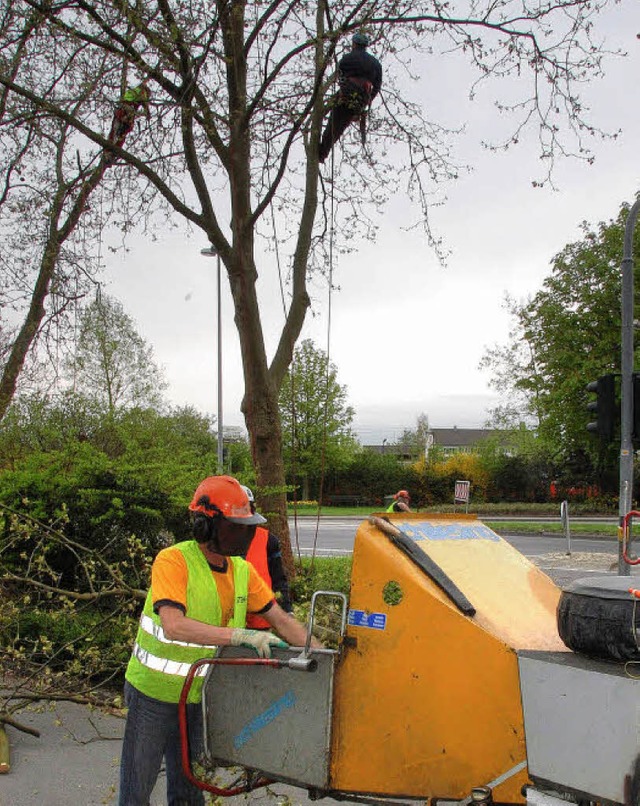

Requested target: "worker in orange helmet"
[
  {"left": 387, "top": 489, "right": 412, "bottom": 513},
  {"left": 241, "top": 485, "right": 293, "bottom": 628},
  {"left": 118, "top": 475, "right": 319, "bottom": 806}
]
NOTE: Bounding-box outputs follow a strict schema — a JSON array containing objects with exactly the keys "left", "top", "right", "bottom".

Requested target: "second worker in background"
[{"left": 242, "top": 485, "right": 294, "bottom": 628}]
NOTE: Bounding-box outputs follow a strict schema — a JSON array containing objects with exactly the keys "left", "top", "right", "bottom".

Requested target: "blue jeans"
[{"left": 118, "top": 681, "right": 205, "bottom": 806}]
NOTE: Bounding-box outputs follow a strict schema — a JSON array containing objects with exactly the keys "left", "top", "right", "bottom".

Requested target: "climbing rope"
[
  {"left": 269, "top": 168, "right": 303, "bottom": 566},
  {"left": 310, "top": 13, "right": 340, "bottom": 568},
  {"left": 248, "top": 2, "right": 303, "bottom": 564},
  {"left": 309, "top": 144, "right": 336, "bottom": 570}
]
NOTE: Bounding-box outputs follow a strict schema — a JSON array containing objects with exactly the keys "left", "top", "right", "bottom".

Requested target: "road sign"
[{"left": 454, "top": 480, "right": 471, "bottom": 505}]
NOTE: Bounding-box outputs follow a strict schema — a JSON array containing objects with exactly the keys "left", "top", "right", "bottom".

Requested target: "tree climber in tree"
[
  {"left": 106, "top": 80, "right": 151, "bottom": 162},
  {"left": 318, "top": 33, "right": 382, "bottom": 164}
]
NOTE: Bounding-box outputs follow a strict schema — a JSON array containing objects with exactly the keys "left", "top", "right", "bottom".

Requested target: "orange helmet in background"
[
  {"left": 189, "top": 476, "right": 266, "bottom": 525},
  {"left": 394, "top": 489, "right": 410, "bottom": 500}
]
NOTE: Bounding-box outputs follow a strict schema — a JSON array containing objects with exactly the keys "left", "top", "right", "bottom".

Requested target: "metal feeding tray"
[{"left": 200, "top": 592, "right": 346, "bottom": 789}]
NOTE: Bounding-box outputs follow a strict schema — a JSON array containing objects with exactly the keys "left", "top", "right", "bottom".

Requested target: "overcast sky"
[{"left": 108, "top": 1, "right": 639, "bottom": 446}]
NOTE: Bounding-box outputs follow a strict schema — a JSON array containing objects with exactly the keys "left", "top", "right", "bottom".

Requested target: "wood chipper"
[{"left": 179, "top": 512, "right": 640, "bottom": 806}]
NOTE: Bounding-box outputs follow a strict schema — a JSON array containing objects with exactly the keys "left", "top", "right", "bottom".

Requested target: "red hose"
[
  {"left": 178, "top": 656, "right": 280, "bottom": 795},
  {"left": 622, "top": 511, "right": 640, "bottom": 565}
]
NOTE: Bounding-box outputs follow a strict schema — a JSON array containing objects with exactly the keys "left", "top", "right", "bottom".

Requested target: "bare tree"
[
  {"left": 0, "top": 0, "right": 619, "bottom": 565},
  {"left": 0, "top": 6, "right": 155, "bottom": 420}
]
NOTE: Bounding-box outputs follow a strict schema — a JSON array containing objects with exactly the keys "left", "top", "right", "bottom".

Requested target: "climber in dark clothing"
[{"left": 318, "top": 33, "right": 382, "bottom": 164}]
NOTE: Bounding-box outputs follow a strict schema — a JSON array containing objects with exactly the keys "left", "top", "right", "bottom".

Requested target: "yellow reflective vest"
[{"left": 125, "top": 541, "right": 249, "bottom": 703}]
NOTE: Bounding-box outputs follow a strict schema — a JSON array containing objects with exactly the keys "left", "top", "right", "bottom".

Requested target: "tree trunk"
[
  {"left": 242, "top": 385, "right": 294, "bottom": 576},
  {"left": 0, "top": 241, "right": 57, "bottom": 420},
  {"left": 218, "top": 1, "right": 327, "bottom": 575}
]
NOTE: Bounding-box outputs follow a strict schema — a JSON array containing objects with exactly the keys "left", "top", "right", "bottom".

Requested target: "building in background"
[{"left": 365, "top": 427, "right": 509, "bottom": 462}]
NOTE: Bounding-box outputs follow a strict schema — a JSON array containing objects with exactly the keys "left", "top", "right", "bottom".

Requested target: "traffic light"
[{"left": 586, "top": 374, "right": 616, "bottom": 443}]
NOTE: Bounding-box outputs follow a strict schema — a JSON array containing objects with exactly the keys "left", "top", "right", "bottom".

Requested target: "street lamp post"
[
  {"left": 200, "top": 247, "right": 224, "bottom": 473},
  {"left": 618, "top": 198, "right": 640, "bottom": 575}
]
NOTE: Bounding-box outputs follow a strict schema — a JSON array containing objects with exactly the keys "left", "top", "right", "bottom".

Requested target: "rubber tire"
[{"left": 557, "top": 589, "right": 640, "bottom": 661}]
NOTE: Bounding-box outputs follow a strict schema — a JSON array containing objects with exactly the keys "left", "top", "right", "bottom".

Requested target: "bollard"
[{"left": 560, "top": 500, "right": 571, "bottom": 556}]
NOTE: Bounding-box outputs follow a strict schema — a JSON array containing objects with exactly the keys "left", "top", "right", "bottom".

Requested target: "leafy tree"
[
  {"left": 0, "top": 0, "right": 620, "bottom": 559},
  {"left": 0, "top": 396, "right": 229, "bottom": 584},
  {"left": 480, "top": 201, "right": 640, "bottom": 486},
  {"left": 396, "top": 413, "right": 430, "bottom": 458},
  {"left": 68, "top": 293, "right": 167, "bottom": 413},
  {"left": 279, "top": 339, "right": 357, "bottom": 500},
  {"left": 223, "top": 437, "right": 253, "bottom": 478}
]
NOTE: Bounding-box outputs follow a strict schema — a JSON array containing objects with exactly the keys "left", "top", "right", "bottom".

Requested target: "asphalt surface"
[
  {"left": 0, "top": 695, "right": 337, "bottom": 806},
  {"left": 288, "top": 515, "right": 620, "bottom": 558},
  {"left": 1, "top": 526, "right": 637, "bottom": 806}
]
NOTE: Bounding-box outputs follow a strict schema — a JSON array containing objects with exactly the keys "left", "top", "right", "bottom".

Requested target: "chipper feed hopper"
[{"left": 183, "top": 512, "right": 640, "bottom": 806}]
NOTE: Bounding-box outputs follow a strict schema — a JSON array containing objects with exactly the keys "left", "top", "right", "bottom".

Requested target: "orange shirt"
[{"left": 151, "top": 544, "right": 274, "bottom": 627}]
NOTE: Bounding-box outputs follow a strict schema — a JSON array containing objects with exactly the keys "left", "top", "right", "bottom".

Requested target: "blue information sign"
[
  {"left": 397, "top": 522, "right": 500, "bottom": 542},
  {"left": 348, "top": 609, "right": 387, "bottom": 630}
]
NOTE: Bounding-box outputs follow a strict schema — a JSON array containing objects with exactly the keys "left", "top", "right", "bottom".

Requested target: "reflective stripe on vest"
[
  {"left": 246, "top": 528, "right": 272, "bottom": 630},
  {"left": 131, "top": 643, "right": 209, "bottom": 678},
  {"left": 138, "top": 613, "right": 217, "bottom": 648},
  {"left": 125, "top": 541, "right": 249, "bottom": 703}
]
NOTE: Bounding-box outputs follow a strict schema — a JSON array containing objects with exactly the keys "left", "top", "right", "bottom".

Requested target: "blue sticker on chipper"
[
  {"left": 234, "top": 690, "right": 296, "bottom": 749},
  {"left": 348, "top": 609, "right": 387, "bottom": 630},
  {"left": 397, "top": 522, "right": 500, "bottom": 542}
]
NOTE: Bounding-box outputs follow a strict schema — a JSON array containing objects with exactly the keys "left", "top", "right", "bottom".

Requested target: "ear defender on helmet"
[
  {"left": 189, "top": 476, "right": 266, "bottom": 525},
  {"left": 189, "top": 476, "right": 266, "bottom": 555},
  {"left": 192, "top": 512, "right": 215, "bottom": 543}
]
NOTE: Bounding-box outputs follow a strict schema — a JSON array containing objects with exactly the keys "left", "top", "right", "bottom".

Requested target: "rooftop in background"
[
  {"left": 365, "top": 427, "right": 506, "bottom": 460},
  {"left": 430, "top": 427, "right": 500, "bottom": 451}
]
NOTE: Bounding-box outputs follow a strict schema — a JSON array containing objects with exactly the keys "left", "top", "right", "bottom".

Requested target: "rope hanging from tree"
[{"left": 309, "top": 145, "right": 336, "bottom": 569}]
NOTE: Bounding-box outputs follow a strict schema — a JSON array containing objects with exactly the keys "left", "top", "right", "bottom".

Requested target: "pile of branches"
[{"left": 0, "top": 503, "right": 150, "bottom": 738}]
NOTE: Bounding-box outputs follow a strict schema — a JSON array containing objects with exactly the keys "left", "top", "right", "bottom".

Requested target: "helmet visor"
[
  {"left": 216, "top": 517, "right": 258, "bottom": 556},
  {"left": 226, "top": 510, "right": 266, "bottom": 526}
]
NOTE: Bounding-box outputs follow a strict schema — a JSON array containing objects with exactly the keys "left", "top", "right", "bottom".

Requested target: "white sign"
[{"left": 454, "top": 480, "right": 471, "bottom": 503}]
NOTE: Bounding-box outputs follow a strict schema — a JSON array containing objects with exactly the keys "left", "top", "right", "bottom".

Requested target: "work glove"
[{"left": 230, "top": 628, "right": 288, "bottom": 658}]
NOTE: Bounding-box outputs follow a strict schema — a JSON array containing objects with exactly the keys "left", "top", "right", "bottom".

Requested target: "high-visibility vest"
[
  {"left": 245, "top": 527, "right": 272, "bottom": 630},
  {"left": 122, "top": 84, "right": 148, "bottom": 105},
  {"left": 125, "top": 541, "right": 249, "bottom": 703},
  {"left": 386, "top": 501, "right": 398, "bottom": 513}
]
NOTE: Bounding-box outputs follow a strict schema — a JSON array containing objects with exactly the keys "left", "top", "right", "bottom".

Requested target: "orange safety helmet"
[
  {"left": 189, "top": 476, "right": 266, "bottom": 525},
  {"left": 394, "top": 489, "right": 410, "bottom": 500}
]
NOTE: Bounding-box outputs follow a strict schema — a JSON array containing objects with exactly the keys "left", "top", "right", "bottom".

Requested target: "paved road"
[
  {"left": 288, "top": 516, "right": 618, "bottom": 558},
  {"left": 289, "top": 516, "right": 634, "bottom": 591}
]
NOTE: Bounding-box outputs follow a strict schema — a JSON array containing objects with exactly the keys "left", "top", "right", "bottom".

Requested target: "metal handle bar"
[{"left": 305, "top": 590, "right": 348, "bottom": 656}]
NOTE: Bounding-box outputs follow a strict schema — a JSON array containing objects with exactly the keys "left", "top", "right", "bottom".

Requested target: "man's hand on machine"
[{"left": 230, "top": 628, "right": 289, "bottom": 658}]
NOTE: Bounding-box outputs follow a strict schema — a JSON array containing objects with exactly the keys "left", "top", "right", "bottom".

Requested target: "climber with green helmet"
[{"left": 106, "top": 80, "right": 151, "bottom": 163}]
